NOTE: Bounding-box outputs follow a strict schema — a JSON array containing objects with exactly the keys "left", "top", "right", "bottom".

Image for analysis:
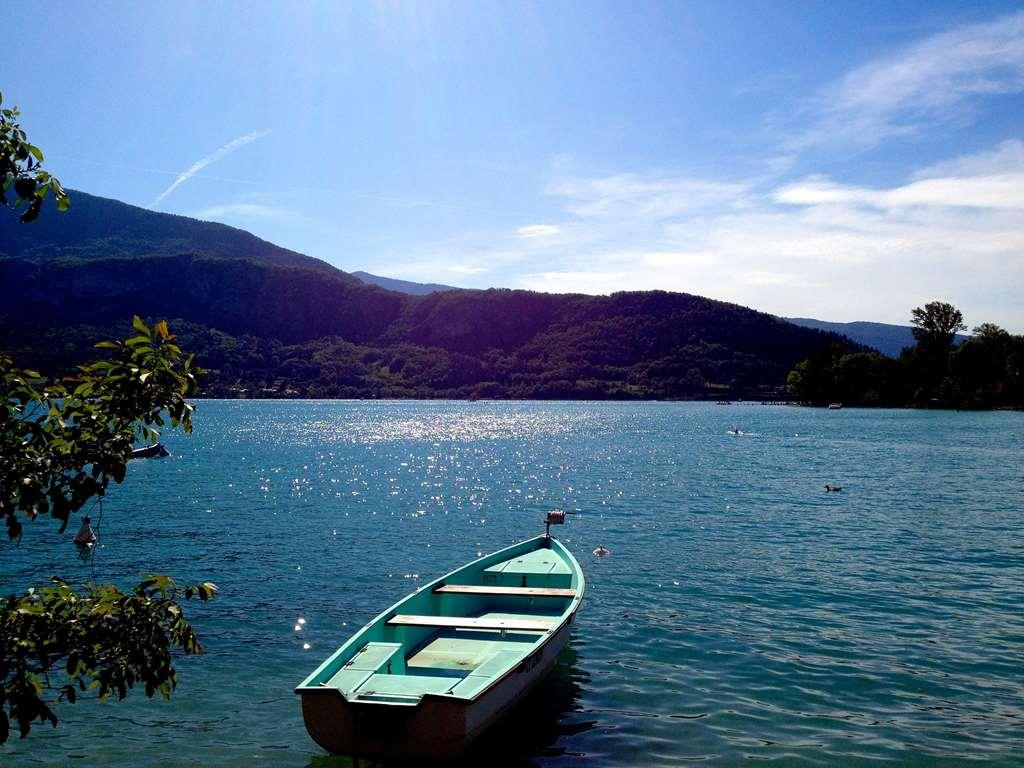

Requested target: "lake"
[{"left": 2, "top": 401, "right": 1023, "bottom": 767}]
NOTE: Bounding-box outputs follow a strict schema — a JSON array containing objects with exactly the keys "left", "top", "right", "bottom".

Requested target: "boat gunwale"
[{"left": 295, "top": 533, "right": 585, "bottom": 703}]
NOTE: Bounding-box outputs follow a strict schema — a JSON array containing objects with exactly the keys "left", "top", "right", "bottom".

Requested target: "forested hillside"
[{"left": 0, "top": 190, "right": 849, "bottom": 399}]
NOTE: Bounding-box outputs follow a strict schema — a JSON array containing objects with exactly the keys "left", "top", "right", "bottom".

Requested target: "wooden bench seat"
[
  {"left": 387, "top": 614, "right": 555, "bottom": 632},
  {"left": 434, "top": 584, "right": 576, "bottom": 598}
]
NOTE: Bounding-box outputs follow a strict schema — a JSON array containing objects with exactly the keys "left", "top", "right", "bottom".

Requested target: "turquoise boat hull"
[{"left": 295, "top": 534, "right": 585, "bottom": 758}]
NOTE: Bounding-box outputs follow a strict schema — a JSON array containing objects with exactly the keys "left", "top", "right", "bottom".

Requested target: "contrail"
[{"left": 150, "top": 130, "right": 269, "bottom": 208}]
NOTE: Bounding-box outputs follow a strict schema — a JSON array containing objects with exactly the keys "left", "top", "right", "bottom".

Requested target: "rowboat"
[{"left": 295, "top": 513, "right": 585, "bottom": 759}]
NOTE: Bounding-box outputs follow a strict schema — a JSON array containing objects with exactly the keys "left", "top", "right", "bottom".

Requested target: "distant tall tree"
[
  {"left": 0, "top": 93, "right": 70, "bottom": 221},
  {"left": 908, "top": 301, "right": 968, "bottom": 400},
  {"left": 910, "top": 301, "right": 967, "bottom": 351}
]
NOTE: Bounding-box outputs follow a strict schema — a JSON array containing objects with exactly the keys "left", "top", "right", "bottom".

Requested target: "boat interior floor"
[
  {"left": 335, "top": 631, "right": 535, "bottom": 703},
  {"left": 407, "top": 630, "right": 534, "bottom": 673}
]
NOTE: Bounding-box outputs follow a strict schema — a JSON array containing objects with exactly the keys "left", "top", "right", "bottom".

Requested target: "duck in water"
[{"left": 824, "top": 484, "right": 843, "bottom": 492}]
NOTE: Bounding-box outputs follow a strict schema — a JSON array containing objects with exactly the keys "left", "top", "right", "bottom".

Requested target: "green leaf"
[
  {"left": 131, "top": 315, "right": 151, "bottom": 338},
  {"left": 26, "top": 144, "right": 43, "bottom": 162}
]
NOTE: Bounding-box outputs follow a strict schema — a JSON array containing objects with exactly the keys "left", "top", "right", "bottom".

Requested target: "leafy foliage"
[
  {"left": 0, "top": 576, "right": 217, "bottom": 742},
  {"left": 1, "top": 316, "right": 203, "bottom": 540},
  {"left": 1, "top": 317, "right": 212, "bottom": 742},
  {"left": 0, "top": 93, "right": 70, "bottom": 222}
]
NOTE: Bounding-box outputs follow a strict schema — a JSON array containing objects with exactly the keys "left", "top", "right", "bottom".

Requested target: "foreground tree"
[
  {"left": 0, "top": 92, "right": 70, "bottom": 222},
  {"left": 1, "top": 318, "right": 215, "bottom": 741},
  {"left": 2, "top": 99, "right": 216, "bottom": 741}
]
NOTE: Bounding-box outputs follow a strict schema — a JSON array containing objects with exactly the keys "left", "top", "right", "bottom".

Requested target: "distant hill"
[
  {"left": 785, "top": 317, "right": 968, "bottom": 357},
  {"left": 352, "top": 271, "right": 460, "bottom": 295},
  {"left": 0, "top": 190, "right": 853, "bottom": 399},
  {"left": 0, "top": 190, "right": 341, "bottom": 276},
  {"left": 353, "top": 275, "right": 942, "bottom": 358}
]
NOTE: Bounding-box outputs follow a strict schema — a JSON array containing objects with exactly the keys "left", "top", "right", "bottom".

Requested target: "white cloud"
[
  {"left": 740, "top": 271, "right": 819, "bottom": 288},
  {"left": 518, "top": 270, "right": 631, "bottom": 293},
  {"left": 193, "top": 203, "right": 293, "bottom": 221},
  {"left": 774, "top": 173, "right": 1024, "bottom": 209},
  {"left": 638, "top": 251, "right": 716, "bottom": 268},
  {"left": 548, "top": 173, "right": 750, "bottom": 220},
  {"left": 913, "top": 138, "right": 1024, "bottom": 178},
  {"left": 151, "top": 130, "right": 270, "bottom": 208},
  {"left": 365, "top": 259, "right": 488, "bottom": 281},
  {"left": 797, "top": 11, "right": 1024, "bottom": 148},
  {"left": 491, "top": 140, "right": 1024, "bottom": 330},
  {"left": 517, "top": 224, "right": 561, "bottom": 238}
]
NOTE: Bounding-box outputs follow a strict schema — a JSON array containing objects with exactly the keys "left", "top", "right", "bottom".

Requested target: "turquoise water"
[{"left": 2, "top": 401, "right": 1023, "bottom": 767}]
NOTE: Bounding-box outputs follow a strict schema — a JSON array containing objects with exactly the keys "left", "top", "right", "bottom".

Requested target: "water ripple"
[{"left": 2, "top": 402, "right": 1022, "bottom": 766}]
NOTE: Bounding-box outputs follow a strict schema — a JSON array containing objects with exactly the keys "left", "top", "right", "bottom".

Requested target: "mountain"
[
  {"left": 352, "top": 271, "right": 460, "bottom": 295},
  {"left": 0, "top": 190, "right": 340, "bottom": 276},
  {"left": 785, "top": 317, "right": 968, "bottom": 357},
  {"left": 353, "top": 275, "right": 947, "bottom": 358},
  {"left": 0, "top": 190, "right": 853, "bottom": 399}
]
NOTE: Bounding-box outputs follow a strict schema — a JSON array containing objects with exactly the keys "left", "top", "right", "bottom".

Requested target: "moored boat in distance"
[
  {"left": 827, "top": 403, "right": 843, "bottom": 410},
  {"left": 295, "top": 512, "right": 585, "bottom": 759},
  {"left": 130, "top": 442, "right": 170, "bottom": 459}
]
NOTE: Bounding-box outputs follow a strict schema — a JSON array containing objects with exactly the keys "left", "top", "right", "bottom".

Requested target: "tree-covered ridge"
[
  {"left": 0, "top": 189, "right": 341, "bottom": 275},
  {"left": 787, "top": 303, "right": 1024, "bottom": 409},
  {"left": 0, "top": 187, "right": 856, "bottom": 399}
]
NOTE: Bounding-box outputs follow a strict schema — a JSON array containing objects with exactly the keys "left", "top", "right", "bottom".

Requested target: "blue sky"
[{"left": 8, "top": 1, "right": 1024, "bottom": 330}]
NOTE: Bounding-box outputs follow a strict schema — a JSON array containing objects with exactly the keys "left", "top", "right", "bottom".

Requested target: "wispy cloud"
[
  {"left": 795, "top": 10, "right": 1024, "bottom": 149},
  {"left": 548, "top": 174, "right": 750, "bottom": 219},
  {"left": 504, "top": 137, "right": 1024, "bottom": 330},
  {"left": 193, "top": 202, "right": 293, "bottom": 222},
  {"left": 773, "top": 172, "right": 1024, "bottom": 209},
  {"left": 151, "top": 130, "right": 270, "bottom": 208},
  {"left": 912, "top": 138, "right": 1024, "bottom": 179},
  {"left": 517, "top": 224, "right": 560, "bottom": 239},
  {"left": 366, "top": 259, "right": 489, "bottom": 280}
]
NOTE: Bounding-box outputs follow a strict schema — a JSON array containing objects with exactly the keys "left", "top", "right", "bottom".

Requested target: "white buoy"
[{"left": 74, "top": 515, "right": 97, "bottom": 546}]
